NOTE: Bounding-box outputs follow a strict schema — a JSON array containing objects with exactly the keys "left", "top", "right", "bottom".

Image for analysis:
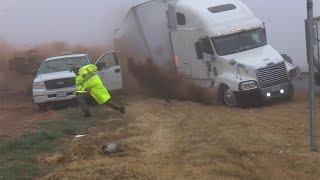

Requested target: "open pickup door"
[{"left": 96, "top": 52, "right": 123, "bottom": 91}]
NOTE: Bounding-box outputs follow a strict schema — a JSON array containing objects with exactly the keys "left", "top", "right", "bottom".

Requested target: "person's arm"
[{"left": 82, "top": 74, "right": 99, "bottom": 90}]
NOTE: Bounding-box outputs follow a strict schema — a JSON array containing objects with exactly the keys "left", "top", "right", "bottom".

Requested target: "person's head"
[{"left": 86, "top": 64, "right": 98, "bottom": 74}]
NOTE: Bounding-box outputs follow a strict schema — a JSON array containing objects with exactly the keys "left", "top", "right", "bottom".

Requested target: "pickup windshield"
[
  {"left": 212, "top": 28, "right": 267, "bottom": 56},
  {"left": 38, "top": 56, "right": 89, "bottom": 75}
]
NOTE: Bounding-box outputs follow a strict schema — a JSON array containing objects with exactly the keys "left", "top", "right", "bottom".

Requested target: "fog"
[
  {"left": 0, "top": 0, "right": 318, "bottom": 70},
  {"left": 242, "top": 0, "right": 309, "bottom": 70},
  {"left": 0, "top": 0, "right": 130, "bottom": 46}
]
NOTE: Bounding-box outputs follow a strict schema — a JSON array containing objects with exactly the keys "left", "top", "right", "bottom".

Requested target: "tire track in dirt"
[
  {"left": 128, "top": 97, "right": 219, "bottom": 179},
  {"left": 129, "top": 98, "right": 185, "bottom": 178}
]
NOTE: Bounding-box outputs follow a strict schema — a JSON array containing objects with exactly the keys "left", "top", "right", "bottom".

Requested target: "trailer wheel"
[{"left": 219, "top": 85, "right": 238, "bottom": 107}]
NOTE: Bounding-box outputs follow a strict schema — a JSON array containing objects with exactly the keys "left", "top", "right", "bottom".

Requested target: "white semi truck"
[{"left": 114, "top": 0, "right": 297, "bottom": 107}]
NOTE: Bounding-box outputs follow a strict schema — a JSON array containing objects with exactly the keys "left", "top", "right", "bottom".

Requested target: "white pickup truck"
[{"left": 32, "top": 53, "right": 123, "bottom": 111}]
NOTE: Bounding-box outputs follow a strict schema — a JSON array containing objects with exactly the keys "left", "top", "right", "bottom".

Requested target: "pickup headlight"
[
  {"left": 239, "top": 81, "right": 258, "bottom": 91},
  {"left": 33, "top": 82, "right": 46, "bottom": 89}
]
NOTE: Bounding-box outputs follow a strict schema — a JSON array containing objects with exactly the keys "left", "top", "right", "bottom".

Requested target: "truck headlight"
[
  {"left": 33, "top": 82, "right": 46, "bottom": 89},
  {"left": 239, "top": 81, "right": 258, "bottom": 91}
]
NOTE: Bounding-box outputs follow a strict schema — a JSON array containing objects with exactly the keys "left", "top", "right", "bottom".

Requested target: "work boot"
[
  {"left": 108, "top": 103, "right": 125, "bottom": 114},
  {"left": 77, "top": 93, "right": 92, "bottom": 117},
  {"left": 84, "top": 112, "right": 92, "bottom": 117}
]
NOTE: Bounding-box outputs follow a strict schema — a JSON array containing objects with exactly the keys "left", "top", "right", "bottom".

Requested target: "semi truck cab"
[
  {"left": 168, "top": 0, "right": 296, "bottom": 106},
  {"left": 114, "top": 0, "right": 297, "bottom": 107}
]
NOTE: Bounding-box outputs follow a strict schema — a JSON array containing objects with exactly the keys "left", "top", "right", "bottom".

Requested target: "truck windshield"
[
  {"left": 38, "top": 57, "right": 89, "bottom": 75},
  {"left": 212, "top": 28, "right": 267, "bottom": 56}
]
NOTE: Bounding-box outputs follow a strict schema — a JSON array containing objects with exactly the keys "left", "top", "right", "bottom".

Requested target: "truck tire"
[{"left": 219, "top": 85, "right": 238, "bottom": 107}]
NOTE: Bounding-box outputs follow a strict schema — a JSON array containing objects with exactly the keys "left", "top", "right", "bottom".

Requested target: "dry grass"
[{"left": 41, "top": 94, "right": 320, "bottom": 180}]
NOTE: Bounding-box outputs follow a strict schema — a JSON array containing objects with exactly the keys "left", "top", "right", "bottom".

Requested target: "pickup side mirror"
[
  {"left": 195, "top": 42, "right": 204, "bottom": 59},
  {"left": 70, "top": 67, "right": 81, "bottom": 75},
  {"left": 32, "top": 70, "right": 38, "bottom": 77},
  {"left": 96, "top": 62, "right": 106, "bottom": 70}
]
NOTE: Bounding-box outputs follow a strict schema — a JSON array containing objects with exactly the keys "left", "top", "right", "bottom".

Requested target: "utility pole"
[{"left": 306, "top": 0, "right": 317, "bottom": 151}]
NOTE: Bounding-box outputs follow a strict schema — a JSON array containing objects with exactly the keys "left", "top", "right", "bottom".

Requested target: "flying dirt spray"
[
  {"left": 0, "top": 41, "right": 108, "bottom": 95},
  {"left": 127, "top": 58, "right": 217, "bottom": 105},
  {"left": 0, "top": 41, "right": 217, "bottom": 105}
]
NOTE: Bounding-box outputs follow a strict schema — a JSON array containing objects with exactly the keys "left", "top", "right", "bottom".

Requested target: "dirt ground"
[
  {"left": 1, "top": 86, "right": 320, "bottom": 179},
  {"left": 0, "top": 91, "right": 63, "bottom": 137},
  {"left": 22, "top": 93, "right": 318, "bottom": 180},
  {"left": 0, "top": 91, "right": 320, "bottom": 179},
  {"left": 1, "top": 42, "right": 317, "bottom": 179}
]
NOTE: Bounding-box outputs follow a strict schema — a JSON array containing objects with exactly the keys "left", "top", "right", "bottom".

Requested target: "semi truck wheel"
[{"left": 222, "top": 87, "right": 238, "bottom": 107}]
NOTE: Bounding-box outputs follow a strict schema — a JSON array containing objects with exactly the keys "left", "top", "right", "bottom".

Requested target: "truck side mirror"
[
  {"left": 96, "top": 62, "right": 106, "bottom": 70},
  {"left": 229, "top": 59, "right": 237, "bottom": 66},
  {"left": 315, "top": 72, "right": 320, "bottom": 85},
  {"left": 195, "top": 42, "right": 204, "bottom": 59}
]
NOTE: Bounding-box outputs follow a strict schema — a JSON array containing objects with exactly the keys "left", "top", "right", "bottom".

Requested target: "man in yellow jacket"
[{"left": 75, "top": 64, "right": 125, "bottom": 117}]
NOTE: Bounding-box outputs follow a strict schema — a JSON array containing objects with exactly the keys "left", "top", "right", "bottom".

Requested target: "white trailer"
[{"left": 114, "top": 0, "right": 297, "bottom": 107}]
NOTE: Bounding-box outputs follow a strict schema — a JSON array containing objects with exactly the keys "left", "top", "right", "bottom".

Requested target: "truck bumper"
[
  {"left": 33, "top": 87, "right": 77, "bottom": 104},
  {"left": 236, "top": 82, "right": 291, "bottom": 102},
  {"left": 260, "top": 82, "right": 291, "bottom": 100}
]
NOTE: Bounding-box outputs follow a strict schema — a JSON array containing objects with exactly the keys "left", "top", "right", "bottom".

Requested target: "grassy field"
[
  {"left": 1, "top": 95, "right": 320, "bottom": 179},
  {"left": 0, "top": 107, "right": 112, "bottom": 179},
  {"left": 47, "top": 95, "right": 320, "bottom": 179}
]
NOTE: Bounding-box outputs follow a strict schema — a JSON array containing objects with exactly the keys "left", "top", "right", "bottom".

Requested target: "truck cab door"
[
  {"left": 196, "top": 37, "right": 217, "bottom": 80},
  {"left": 96, "top": 52, "right": 123, "bottom": 91}
]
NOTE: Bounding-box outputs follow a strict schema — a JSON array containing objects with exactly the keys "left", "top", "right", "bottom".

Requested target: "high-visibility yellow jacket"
[{"left": 76, "top": 64, "right": 112, "bottom": 105}]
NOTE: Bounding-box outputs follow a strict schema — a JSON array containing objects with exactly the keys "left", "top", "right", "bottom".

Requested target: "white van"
[
  {"left": 114, "top": 0, "right": 297, "bottom": 107},
  {"left": 32, "top": 53, "right": 123, "bottom": 110}
]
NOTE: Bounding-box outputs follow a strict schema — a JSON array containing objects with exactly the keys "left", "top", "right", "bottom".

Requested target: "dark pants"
[{"left": 77, "top": 93, "right": 123, "bottom": 117}]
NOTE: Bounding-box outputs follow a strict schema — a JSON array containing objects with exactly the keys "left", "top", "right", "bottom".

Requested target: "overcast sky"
[{"left": 0, "top": 0, "right": 317, "bottom": 69}]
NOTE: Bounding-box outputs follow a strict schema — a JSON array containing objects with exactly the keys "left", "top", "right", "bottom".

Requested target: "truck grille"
[
  {"left": 44, "top": 78, "right": 76, "bottom": 90},
  {"left": 257, "top": 62, "right": 288, "bottom": 88}
]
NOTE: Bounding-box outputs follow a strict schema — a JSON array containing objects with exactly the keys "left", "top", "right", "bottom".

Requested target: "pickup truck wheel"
[
  {"left": 36, "top": 103, "right": 47, "bottom": 112},
  {"left": 223, "top": 88, "right": 238, "bottom": 107}
]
